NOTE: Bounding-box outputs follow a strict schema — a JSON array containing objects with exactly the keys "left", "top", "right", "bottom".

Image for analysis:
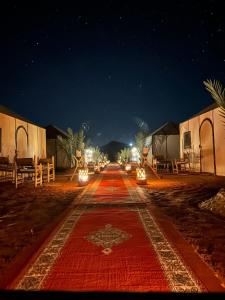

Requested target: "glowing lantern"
[
  {"left": 78, "top": 168, "right": 89, "bottom": 186},
  {"left": 136, "top": 168, "right": 147, "bottom": 185},
  {"left": 125, "top": 163, "right": 132, "bottom": 173},
  {"left": 131, "top": 147, "right": 140, "bottom": 162},
  {"left": 85, "top": 148, "right": 93, "bottom": 164},
  {"left": 94, "top": 164, "right": 101, "bottom": 174}
]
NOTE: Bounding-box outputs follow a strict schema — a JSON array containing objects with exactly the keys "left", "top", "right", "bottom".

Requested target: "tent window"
[
  {"left": 183, "top": 131, "right": 191, "bottom": 149},
  {"left": 0, "top": 128, "right": 2, "bottom": 152}
]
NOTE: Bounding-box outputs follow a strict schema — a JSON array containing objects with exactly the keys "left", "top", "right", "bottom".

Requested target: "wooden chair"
[
  {"left": 38, "top": 156, "right": 55, "bottom": 183},
  {"left": 0, "top": 156, "right": 14, "bottom": 182},
  {"left": 14, "top": 157, "right": 42, "bottom": 188},
  {"left": 172, "top": 155, "right": 190, "bottom": 174},
  {"left": 153, "top": 155, "right": 170, "bottom": 173}
]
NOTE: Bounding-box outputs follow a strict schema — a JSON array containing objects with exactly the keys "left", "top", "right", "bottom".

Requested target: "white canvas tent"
[
  {"left": 179, "top": 103, "right": 225, "bottom": 176},
  {"left": 147, "top": 122, "right": 180, "bottom": 165}
]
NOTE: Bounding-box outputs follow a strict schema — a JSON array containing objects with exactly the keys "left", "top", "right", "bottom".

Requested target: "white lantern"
[
  {"left": 125, "top": 163, "right": 132, "bottom": 173},
  {"left": 84, "top": 148, "right": 93, "bottom": 164},
  {"left": 94, "top": 164, "right": 100, "bottom": 174},
  {"left": 131, "top": 147, "right": 140, "bottom": 162},
  {"left": 78, "top": 168, "right": 89, "bottom": 186},
  {"left": 136, "top": 168, "right": 147, "bottom": 185}
]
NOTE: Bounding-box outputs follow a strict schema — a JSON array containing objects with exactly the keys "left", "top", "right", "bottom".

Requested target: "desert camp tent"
[
  {"left": 179, "top": 103, "right": 225, "bottom": 176},
  {"left": 0, "top": 104, "right": 46, "bottom": 162},
  {"left": 46, "top": 124, "right": 70, "bottom": 169},
  {"left": 147, "top": 121, "right": 180, "bottom": 164}
]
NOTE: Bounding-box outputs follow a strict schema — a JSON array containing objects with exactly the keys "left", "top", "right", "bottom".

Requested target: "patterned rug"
[{"left": 9, "top": 164, "right": 217, "bottom": 292}]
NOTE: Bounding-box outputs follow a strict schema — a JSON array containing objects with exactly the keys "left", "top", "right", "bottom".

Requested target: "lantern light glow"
[
  {"left": 78, "top": 168, "right": 89, "bottom": 186},
  {"left": 136, "top": 167, "right": 147, "bottom": 185},
  {"left": 125, "top": 163, "right": 132, "bottom": 172},
  {"left": 131, "top": 147, "right": 140, "bottom": 162},
  {"left": 84, "top": 148, "right": 93, "bottom": 164}
]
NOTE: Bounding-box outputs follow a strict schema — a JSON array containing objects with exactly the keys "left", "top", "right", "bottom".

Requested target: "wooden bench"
[
  {"left": 15, "top": 157, "right": 42, "bottom": 188},
  {"left": 0, "top": 156, "right": 14, "bottom": 182}
]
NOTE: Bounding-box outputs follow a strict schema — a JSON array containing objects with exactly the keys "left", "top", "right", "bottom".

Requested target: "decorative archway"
[
  {"left": 199, "top": 119, "right": 216, "bottom": 175},
  {"left": 15, "top": 126, "right": 28, "bottom": 158}
]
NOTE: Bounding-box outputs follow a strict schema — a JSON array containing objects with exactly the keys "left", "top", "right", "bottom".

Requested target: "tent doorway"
[
  {"left": 15, "top": 126, "right": 28, "bottom": 158},
  {"left": 199, "top": 119, "right": 215, "bottom": 174}
]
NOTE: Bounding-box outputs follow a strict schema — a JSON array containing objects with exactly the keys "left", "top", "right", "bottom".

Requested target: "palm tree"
[
  {"left": 57, "top": 128, "right": 85, "bottom": 168},
  {"left": 134, "top": 131, "right": 146, "bottom": 157},
  {"left": 118, "top": 148, "right": 131, "bottom": 164},
  {"left": 92, "top": 147, "right": 102, "bottom": 164},
  {"left": 203, "top": 79, "right": 225, "bottom": 120}
]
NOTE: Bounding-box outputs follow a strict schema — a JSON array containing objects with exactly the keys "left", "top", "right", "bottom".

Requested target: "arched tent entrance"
[
  {"left": 199, "top": 119, "right": 216, "bottom": 175},
  {"left": 15, "top": 126, "right": 28, "bottom": 158}
]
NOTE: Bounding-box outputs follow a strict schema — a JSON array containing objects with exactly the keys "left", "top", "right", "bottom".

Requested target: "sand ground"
[
  {"left": 143, "top": 172, "right": 225, "bottom": 283},
  {"left": 0, "top": 170, "right": 225, "bottom": 287}
]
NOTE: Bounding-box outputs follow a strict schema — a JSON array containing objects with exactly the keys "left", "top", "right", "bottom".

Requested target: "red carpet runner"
[{"left": 11, "top": 164, "right": 204, "bottom": 292}]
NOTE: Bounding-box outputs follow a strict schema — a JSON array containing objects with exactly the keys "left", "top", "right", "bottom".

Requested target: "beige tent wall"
[
  {"left": 180, "top": 107, "right": 225, "bottom": 176},
  {"left": 0, "top": 112, "right": 46, "bottom": 162},
  {"left": 180, "top": 116, "right": 201, "bottom": 171},
  {"left": 213, "top": 108, "right": 225, "bottom": 176},
  {"left": 0, "top": 113, "right": 16, "bottom": 161},
  {"left": 38, "top": 127, "right": 46, "bottom": 158},
  {"left": 27, "top": 123, "right": 38, "bottom": 158},
  {"left": 15, "top": 118, "right": 29, "bottom": 158}
]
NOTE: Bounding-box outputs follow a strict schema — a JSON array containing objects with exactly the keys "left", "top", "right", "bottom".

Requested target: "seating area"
[
  {"left": 152, "top": 155, "right": 171, "bottom": 173},
  {"left": 151, "top": 152, "right": 193, "bottom": 175},
  {"left": 38, "top": 156, "right": 55, "bottom": 183},
  {"left": 172, "top": 158, "right": 190, "bottom": 174},
  {"left": 0, "top": 156, "right": 14, "bottom": 182},
  {"left": 0, "top": 155, "right": 55, "bottom": 188}
]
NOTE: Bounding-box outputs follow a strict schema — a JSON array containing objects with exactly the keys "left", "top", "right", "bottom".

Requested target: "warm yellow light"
[
  {"left": 94, "top": 164, "right": 101, "bottom": 173},
  {"left": 136, "top": 167, "right": 147, "bottom": 184},
  {"left": 125, "top": 163, "right": 132, "bottom": 172},
  {"left": 78, "top": 168, "right": 89, "bottom": 186},
  {"left": 131, "top": 147, "right": 140, "bottom": 162},
  {"left": 84, "top": 148, "right": 93, "bottom": 164}
]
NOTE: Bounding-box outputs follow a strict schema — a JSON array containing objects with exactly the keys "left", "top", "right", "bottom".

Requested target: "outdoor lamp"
[
  {"left": 125, "top": 163, "right": 132, "bottom": 173},
  {"left": 84, "top": 148, "right": 93, "bottom": 164},
  {"left": 78, "top": 168, "right": 89, "bottom": 186},
  {"left": 94, "top": 164, "right": 100, "bottom": 174},
  {"left": 136, "top": 167, "right": 147, "bottom": 185}
]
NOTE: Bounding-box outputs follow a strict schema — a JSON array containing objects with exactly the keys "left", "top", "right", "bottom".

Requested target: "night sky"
[{"left": 1, "top": 1, "right": 225, "bottom": 146}]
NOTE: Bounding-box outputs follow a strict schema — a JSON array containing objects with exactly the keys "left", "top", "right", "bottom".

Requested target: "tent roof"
[
  {"left": 181, "top": 103, "right": 219, "bottom": 124},
  {"left": 191, "top": 102, "right": 219, "bottom": 118},
  {"left": 0, "top": 104, "right": 44, "bottom": 128},
  {"left": 150, "top": 121, "right": 179, "bottom": 136},
  {"left": 45, "top": 124, "right": 68, "bottom": 139}
]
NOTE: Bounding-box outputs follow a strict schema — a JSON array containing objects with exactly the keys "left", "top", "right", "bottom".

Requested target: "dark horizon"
[{"left": 1, "top": 2, "right": 224, "bottom": 146}]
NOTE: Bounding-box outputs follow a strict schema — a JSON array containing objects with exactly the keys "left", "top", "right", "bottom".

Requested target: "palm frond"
[
  {"left": 203, "top": 79, "right": 225, "bottom": 109},
  {"left": 133, "top": 117, "right": 149, "bottom": 133}
]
